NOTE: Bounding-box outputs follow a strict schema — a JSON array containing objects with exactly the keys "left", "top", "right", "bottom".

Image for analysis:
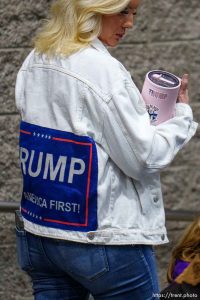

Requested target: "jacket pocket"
[{"left": 133, "top": 180, "right": 150, "bottom": 215}]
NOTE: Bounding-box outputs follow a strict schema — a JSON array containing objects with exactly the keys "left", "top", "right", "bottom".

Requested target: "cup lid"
[{"left": 148, "top": 70, "right": 180, "bottom": 88}]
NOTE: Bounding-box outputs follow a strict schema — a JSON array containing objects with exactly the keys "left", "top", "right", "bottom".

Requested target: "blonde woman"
[
  {"left": 160, "top": 216, "right": 200, "bottom": 299},
  {"left": 15, "top": 0, "right": 198, "bottom": 299}
]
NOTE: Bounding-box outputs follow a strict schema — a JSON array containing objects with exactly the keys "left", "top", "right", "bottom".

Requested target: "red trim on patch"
[
  {"left": 20, "top": 130, "right": 31, "bottom": 135},
  {"left": 52, "top": 137, "right": 91, "bottom": 146},
  {"left": 43, "top": 218, "right": 87, "bottom": 227},
  {"left": 21, "top": 207, "right": 28, "bottom": 213}
]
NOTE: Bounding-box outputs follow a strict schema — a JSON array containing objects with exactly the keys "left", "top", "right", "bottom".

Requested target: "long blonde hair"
[
  {"left": 34, "top": 0, "right": 130, "bottom": 56},
  {"left": 167, "top": 215, "right": 200, "bottom": 282}
]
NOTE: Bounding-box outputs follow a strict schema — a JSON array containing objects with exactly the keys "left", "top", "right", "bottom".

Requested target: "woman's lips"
[{"left": 116, "top": 33, "right": 124, "bottom": 40}]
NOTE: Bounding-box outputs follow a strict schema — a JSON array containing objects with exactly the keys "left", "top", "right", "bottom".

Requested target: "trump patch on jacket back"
[{"left": 19, "top": 121, "right": 98, "bottom": 232}]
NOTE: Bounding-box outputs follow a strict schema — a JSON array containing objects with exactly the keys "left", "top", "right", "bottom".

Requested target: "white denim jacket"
[{"left": 15, "top": 38, "right": 198, "bottom": 245}]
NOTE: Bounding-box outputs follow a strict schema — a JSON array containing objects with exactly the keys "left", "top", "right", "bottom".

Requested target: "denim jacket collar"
[{"left": 91, "top": 38, "right": 111, "bottom": 56}]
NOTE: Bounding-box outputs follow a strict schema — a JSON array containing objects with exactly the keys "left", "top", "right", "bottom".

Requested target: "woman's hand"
[{"left": 177, "top": 74, "right": 190, "bottom": 104}]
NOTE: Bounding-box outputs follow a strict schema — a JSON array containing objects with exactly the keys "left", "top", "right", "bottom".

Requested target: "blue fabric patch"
[{"left": 19, "top": 121, "right": 98, "bottom": 232}]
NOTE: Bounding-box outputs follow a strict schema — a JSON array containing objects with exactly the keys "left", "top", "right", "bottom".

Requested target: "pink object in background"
[{"left": 141, "top": 70, "right": 181, "bottom": 125}]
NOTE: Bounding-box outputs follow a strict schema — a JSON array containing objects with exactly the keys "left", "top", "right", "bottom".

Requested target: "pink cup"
[{"left": 141, "top": 70, "right": 181, "bottom": 125}]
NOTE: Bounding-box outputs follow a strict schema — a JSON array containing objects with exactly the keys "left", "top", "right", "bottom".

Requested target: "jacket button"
[
  {"left": 153, "top": 196, "right": 159, "bottom": 203},
  {"left": 161, "top": 234, "right": 165, "bottom": 241},
  {"left": 87, "top": 232, "right": 95, "bottom": 240}
]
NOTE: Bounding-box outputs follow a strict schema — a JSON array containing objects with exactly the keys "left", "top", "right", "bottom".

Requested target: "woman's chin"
[
  {"left": 98, "top": 37, "right": 119, "bottom": 47},
  {"left": 106, "top": 40, "right": 119, "bottom": 47}
]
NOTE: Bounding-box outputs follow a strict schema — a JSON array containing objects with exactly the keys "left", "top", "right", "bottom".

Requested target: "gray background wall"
[{"left": 0, "top": 0, "right": 199, "bottom": 299}]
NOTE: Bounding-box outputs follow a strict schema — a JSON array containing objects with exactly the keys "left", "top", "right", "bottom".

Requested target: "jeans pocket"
[
  {"left": 57, "top": 243, "right": 109, "bottom": 281},
  {"left": 15, "top": 227, "right": 33, "bottom": 272}
]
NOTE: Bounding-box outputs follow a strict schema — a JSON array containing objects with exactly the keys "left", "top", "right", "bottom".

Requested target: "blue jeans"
[{"left": 16, "top": 228, "right": 160, "bottom": 300}]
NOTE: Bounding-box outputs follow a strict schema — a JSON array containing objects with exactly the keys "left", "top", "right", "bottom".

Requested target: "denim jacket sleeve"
[{"left": 100, "top": 77, "right": 198, "bottom": 180}]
